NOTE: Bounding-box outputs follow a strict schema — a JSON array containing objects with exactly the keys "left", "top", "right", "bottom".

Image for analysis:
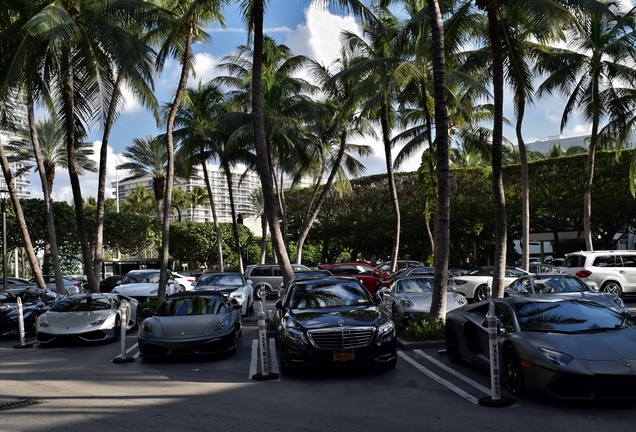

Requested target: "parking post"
[
  {"left": 113, "top": 300, "right": 134, "bottom": 363},
  {"left": 252, "top": 295, "right": 278, "bottom": 380},
  {"left": 14, "top": 298, "right": 33, "bottom": 349},
  {"left": 478, "top": 301, "right": 514, "bottom": 407}
]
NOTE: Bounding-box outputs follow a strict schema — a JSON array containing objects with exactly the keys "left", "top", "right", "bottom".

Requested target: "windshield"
[
  {"left": 122, "top": 271, "right": 160, "bottom": 284},
  {"left": 197, "top": 274, "right": 243, "bottom": 287},
  {"left": 395, "top": 278, "right": 433, "bottom": 294},
  {"left": 514, "top": 300, "right": 636, "bottom": 333},
  {"left": 289, "top": 281, "right": 372, "bottom": 309},
  {"left": 50, "top": 296, "right": 111, "bottom": 312},
  {"left": 155, "top": 296, "right": 227, "bottom": 316},
  {"left": 0, "top": 289, "right": 42, "bottom": 304}
]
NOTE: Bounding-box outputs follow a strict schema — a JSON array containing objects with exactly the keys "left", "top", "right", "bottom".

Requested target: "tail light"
[
  {"left": 453, "top": 279, "right": 468, "bottom": 285},
  {"left": 576, "top": 270, "right": 592, "bottom": 278}
]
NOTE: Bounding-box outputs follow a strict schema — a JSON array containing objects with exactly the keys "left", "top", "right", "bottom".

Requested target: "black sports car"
[
  {"left": 445, "top": 297, "right": 636, "bottom": 399},
  {"left": 0, "top": 287, "right": 61, "bottom": 336},
  {"left": 137, "top": 291, "right": 243, "bottom": 358},
  {"left": 274, "top": 276, "right": 397, "bottom": 373}
]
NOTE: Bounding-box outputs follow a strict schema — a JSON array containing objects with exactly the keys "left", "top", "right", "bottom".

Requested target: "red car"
[{"left": 317, "top": 262, "right": 387, "bottom": 294}]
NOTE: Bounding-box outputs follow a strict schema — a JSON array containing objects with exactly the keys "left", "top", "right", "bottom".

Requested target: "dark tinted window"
[
  {"left": 329, "top": 266, "right": 354, "bottom": 275},
  {"left": 289, "top": 281, "right": 371, "bottom": 309},
  {"left": 562, "top": 255, "right": 586, "bottom": 268},
  {"left": 273, "top": 267, "right": 282, "bottom": 276},
  {"left": 250, "top": 267, "right": 272, "bottom": 277},
  {"left": 156, "top": 296, "right": 226, "bottom": 316},
  {"left": 593, "top": 255, "right": 616, "bottom": 267},
  {"left": 619, "top": 255, "right": 636, "bottom": 267}
]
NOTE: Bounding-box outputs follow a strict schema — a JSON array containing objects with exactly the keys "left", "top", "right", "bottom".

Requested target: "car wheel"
[
  {"left": 474, "top": 285, "right": 488, "bottom": 302},
  {"left": 502, "top": 345, "right": 525, "bottom": 396},
  {"left": 601, "top": 281, "right": 622, "bottom": 297},
  {"left": 378, "top": 348, "right": 398, "bottom": 371},
  {"left": 113, "top": 317, "right": 121, "bottom": 342},
  {"left": 255, "top": 285, "right": 270, "bottom": 300},
  {"left": 179, "top": 284, "right": 186, "bottom": 292},
  {"left": 445, "top": 321, "right": 461, "bottom": 364}
]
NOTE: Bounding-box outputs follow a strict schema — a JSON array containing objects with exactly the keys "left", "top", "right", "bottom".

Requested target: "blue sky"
[{"left": 31, "top": 0, "right": 605, "bottom": 202}]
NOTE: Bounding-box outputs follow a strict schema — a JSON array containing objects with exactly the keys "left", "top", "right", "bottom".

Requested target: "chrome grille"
[{"left": 308, "top": 327, "right": 375, "bottom": 349}]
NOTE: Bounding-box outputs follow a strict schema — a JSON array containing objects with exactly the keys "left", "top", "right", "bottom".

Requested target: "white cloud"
[{"left": 191, "top": 52, "right": 224, "bottom": 84}]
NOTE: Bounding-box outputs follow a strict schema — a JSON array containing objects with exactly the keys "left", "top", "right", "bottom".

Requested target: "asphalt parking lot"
[{"left": 1, "top": 299, "right": 636, "bottom": 432}]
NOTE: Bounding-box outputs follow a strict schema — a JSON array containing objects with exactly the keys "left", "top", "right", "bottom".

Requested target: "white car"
[
  {"left": 172, "top": 272, "right": 196, "bottom": 291},
  {"left": 194, "top": 272, "right": 254, "bottom": 316},
  {"left": 449, "top": 267, "right": 529, "bottom": 302},
  {"left": 112, "top": 269, "right": 179, "bottom": 302}
]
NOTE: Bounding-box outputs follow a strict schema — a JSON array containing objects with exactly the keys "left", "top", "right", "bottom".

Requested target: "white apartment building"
[
  {"left": 0, "top": 103, "right": 32, "bottom": 198},
  {"left": 113, "top": 163, "right": 262, "bottom": 231}
]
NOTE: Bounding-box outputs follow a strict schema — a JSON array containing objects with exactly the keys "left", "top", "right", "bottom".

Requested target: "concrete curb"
[{"left": 397, "top": 338, "right": 445, "bottom": 350}]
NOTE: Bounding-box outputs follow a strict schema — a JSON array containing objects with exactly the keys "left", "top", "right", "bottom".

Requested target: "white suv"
[{"left": 560, "top": 250, "right": 636, "bottom": 297}]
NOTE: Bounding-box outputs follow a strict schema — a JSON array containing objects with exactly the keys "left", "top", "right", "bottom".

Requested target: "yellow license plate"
[{"left": 333, "top": 351, "right": 355, "bottom": 362}]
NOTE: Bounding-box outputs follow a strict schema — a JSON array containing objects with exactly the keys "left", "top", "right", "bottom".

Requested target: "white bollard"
[
  {"left": 14, "top": 297, "right": 33, "bottom": 349},
  {"left": 252, "top": 295, "right": 278, "bottom": 380},
  {"left": 113, "top": 300, "right": 134, "bottom": 363},
  {"left": 478, "top": 301, "right": 514, "bottom": 407}
]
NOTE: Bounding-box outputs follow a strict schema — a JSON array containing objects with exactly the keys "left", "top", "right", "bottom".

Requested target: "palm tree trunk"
[
  {"left": 260, "top": 213, "right": 268, "bottom": 264},
  {"left": 201, "top": 158, "right": 224, "bottom": 271},
  {"left": 224, "top": 168, "right": 244, "bottom": 273},
  {"left": 380, "top": 97, "right": 400, "bottom": 274},
  {"left": 26, "top": 95, "right": 66, "bottom": 293},
  {"left": 159, "top": 31, "right": 194, "bottom": 299},
  {"left": 584, "top": 115, "right": 599, "bottom": 251},
  {"left": 61, "top": 54, "right": 99, "bottom": 293},
  {"left": 485, "top": 5, "right": 507, "bottom": 298},
  {"left": 92, "top": 73, "right": 124, "bottom": 286},
  {"left": 296, "top": 130, "right": 348, "bottom": 264},
  {"left": 516, "top": 97, "right": 530, "bottom": 271},
  {"left": 252, "top": 0, "right": 294, "bottom": 282},
  {"left": 426, "top": 0, "right": 450, "bottom": 321},
  {"left": 0, "top": 139, "right": 45, "bottom": 288}
]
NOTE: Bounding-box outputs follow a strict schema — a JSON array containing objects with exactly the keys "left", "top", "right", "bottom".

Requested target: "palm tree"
[
  {"left": 3, "top": 0, "right": 158, "bottom": 292},
  {"left": 118, "top": 136, "right": 169, "bottom": 220},
  {"left": 339, "top": 10, "right": 405, "bottom": 273},
  {"left": 237, "top": 0, "right": 376, "bottom": 283},
  {"left": 186, "top": 185, "right": 209, "bottom": 221},
  {"left": 172, "top": 81, "right": 229, "bottom": 273},
  {"left": 122, "top": 185, "right": 155, "bottom": 215},
  {"left": 154, "top": 0, "right": 230, "bottom": 299},
  {"left": 243, "top": 187, "right": 268, "bottom": 264},
  {"left": 536, "top": 0, "right": 634, "bottom": 251}
]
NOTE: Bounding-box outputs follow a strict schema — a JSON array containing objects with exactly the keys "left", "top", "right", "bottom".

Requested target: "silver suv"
[
  {"left": 560, "top": 250, "right": 636, "bottom": 297},
  {"left": 244, "top": 263, "right": 310, "bottom": 299}
]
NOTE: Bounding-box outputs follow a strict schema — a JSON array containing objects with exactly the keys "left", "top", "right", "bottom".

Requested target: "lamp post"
[{"left": 0, "top": 189, "right": 9, "bottom": 291}]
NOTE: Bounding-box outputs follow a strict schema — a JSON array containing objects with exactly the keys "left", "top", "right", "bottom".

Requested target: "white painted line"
[
  {"left": 249, "top": 339, "right": 258, "bottom": 379},
  {"left": 126, "top": 343, "right": 138, "bottom": 355},
  {"left": 398, "top": 351, "right": 478, "bottom": 404},
  {"left": 414, "top": 349, "right": 491, "bottom": 395}
]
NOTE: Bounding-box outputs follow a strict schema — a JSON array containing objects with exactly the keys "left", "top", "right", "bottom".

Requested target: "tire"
[
  {"left": 502, "top": 345, "right": 525, "bottom": 396},
  {"left": 474, "top": 285, "right": 489, "bottom": 302},
  {"left": 378, "top": 348, "right": 398, "bottom": 371},
  {"left": 179, "top": 284, "right": 186, "bottom": 293},
  {"left": 601, "top": 281, "right": 622, "bottom": 297},
  {"left": 113, "top": 317, "right": 121, "bottom": 342},
  {"left": 255, "top": 285, "right": 270, "bottom": 300},
  {"left": 445, "top": 322, "right": 461, "bottom": 364}
]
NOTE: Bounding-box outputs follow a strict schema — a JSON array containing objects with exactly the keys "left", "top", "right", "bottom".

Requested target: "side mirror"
[
  {"left": 247, "top": 280, "right": 253, "bottom": 285},
  {"left": 142, "top": 307, "right": 155, "bottom": 317},
  {"left": 115, "top": 281, "right": 122, "bottom": 286},
  {"left": 517, "top": 287, "right": 528, "bottom": 295},
  {"left": 275, "top": 299, "right": 283, "bottom": 310},
  {"left": 230, "top": 298, "right": 239, "bottom": 305},
  {"left": 376, "top": 288, "right": 389, "bottom": 297}
]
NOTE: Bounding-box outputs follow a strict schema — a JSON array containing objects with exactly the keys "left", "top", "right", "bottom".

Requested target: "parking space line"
[
  {"left": 414, "top": 349, "right": 491, "bottom": 395},
  {"left": 398, "top": 351, "right": 478, "bottom": 404}
]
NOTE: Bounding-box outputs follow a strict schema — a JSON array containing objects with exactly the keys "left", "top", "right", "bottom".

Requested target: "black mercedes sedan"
[
  {"left": 274, "top": 276, "right": 397, "bottom": 374},
  {"left": 0, "top": 287, "right": 61, "bottom": 336}
]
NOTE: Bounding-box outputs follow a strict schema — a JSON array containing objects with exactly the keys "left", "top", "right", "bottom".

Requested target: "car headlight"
[
  {"left": 149, "top": 288, "right": 158, "bottom": 295},
  {"left": 284, "top": 327, "right": 308, "bottom": 346},
  {"left": 400, "top": 298, "right": 413, "bottom": 308},
  {"left": 613, "top": 296, "right": 626, "bottom": 310},
  {"left": 141, "top": 323, "right": 152, "bottom": 334},
  {"left": 455, "top": 294, "right": 468, "bottom": 306},
  {"left": 538, "top": 347, "right": 573, "bottom": 366},
  {"left": 90, "top": 318, "right": 106, "bottom": 326},
  {"left": 216, "top": 319, "right": 230, "bottom": 331},
  {"left": 230, "top": 293, "right": 244, "bottom": 302},
  {"left": 38, "top": 316, "right": 49, "bottom": 328},
  {"left": 376, "top": 321, "right": 395, "bottom": 345}
]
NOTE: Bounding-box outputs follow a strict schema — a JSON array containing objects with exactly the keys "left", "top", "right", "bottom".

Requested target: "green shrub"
[
  {"left": 138, "top": 299, "right": 162, "bottom": 319},
  {"left": 267, "top": 313, "right": 276, "bottom": 331},
  {"left": 396, "top": 314, "right": 445, "bottom": 341}
]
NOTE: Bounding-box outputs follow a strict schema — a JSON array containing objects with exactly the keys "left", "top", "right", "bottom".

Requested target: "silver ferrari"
[{"left": 36, "top": 293, "right": 139, "bottom": 344}]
